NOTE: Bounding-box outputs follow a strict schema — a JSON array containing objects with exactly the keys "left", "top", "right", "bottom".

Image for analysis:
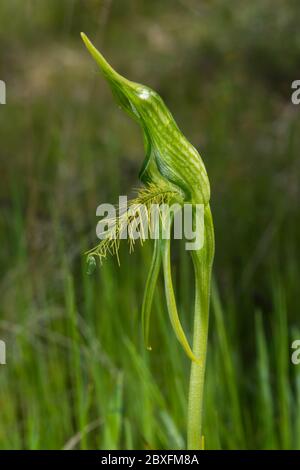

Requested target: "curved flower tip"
[{"left": 81, "top": 32, "right": 132, "bottom": 88}]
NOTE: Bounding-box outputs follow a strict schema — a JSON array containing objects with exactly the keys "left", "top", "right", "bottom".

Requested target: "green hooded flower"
[
  {"left": 82, "top": 33, "right": 214, "bottom": 366},
  {"left": 81, "top": 33, "right": 210, "bottom": 206}
]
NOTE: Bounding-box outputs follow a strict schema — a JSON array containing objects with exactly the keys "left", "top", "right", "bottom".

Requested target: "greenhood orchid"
[{"left": 81, "top": 33, "right": 214, "bottom": 450}]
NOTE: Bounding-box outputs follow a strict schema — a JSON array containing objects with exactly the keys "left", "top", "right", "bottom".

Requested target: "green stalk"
[{"left": 187, "top": 206, "right": 214, "bottom": 450}]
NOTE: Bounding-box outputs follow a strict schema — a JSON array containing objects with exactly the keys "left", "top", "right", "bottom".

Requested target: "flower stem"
[{"left": 187, "top": 205, "right": 214, "bottom": 450}]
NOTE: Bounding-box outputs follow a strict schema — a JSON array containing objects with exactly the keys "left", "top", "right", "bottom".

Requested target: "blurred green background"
[{"left": 0, "top": 0, "right": 300, "bottom": 449}]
